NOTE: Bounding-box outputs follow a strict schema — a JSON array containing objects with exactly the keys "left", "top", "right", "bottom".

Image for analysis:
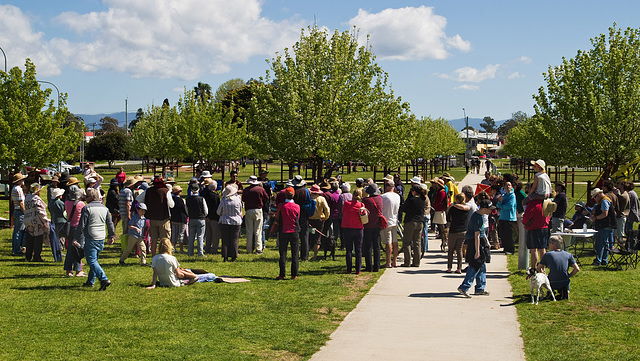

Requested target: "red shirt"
[
  {"left": 523, "top": 199, "right": 549, "bottom": 231},
  {"left": 433, "top": 189, "right": 447, "bottom": 211},
  {"left": 362, "top": 195, "right": 383, "bottom": 229},
  {"left": 278, "top": 201, "right": 300, "bottom": 234},
  {"left": 341, "top": 200, "right": 364, "bottom": 229}
]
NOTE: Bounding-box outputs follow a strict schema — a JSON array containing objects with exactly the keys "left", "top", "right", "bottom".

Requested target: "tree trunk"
[{"left": 288, "top": 162, "right": 295, "bottom": 180}]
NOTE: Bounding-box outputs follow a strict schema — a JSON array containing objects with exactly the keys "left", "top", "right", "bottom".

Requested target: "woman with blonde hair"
[
  {"left": 341, "top": 188, "right": 365, "bottom": 274},
  {"left": 147, "top": 238, "right": 198, "bottom": 288}
]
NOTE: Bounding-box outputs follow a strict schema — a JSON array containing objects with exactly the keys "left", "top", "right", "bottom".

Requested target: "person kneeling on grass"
[
  {"left": 147, "top": 238, "right": 198, "bottom": 289},
  {"left": 119, "top": 203, "right": 149, "bottom": 266},
  {"left": 537, "top": 235, "right": 580, "bottom": 300}
]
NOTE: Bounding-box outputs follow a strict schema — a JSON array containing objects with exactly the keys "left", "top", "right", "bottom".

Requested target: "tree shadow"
[
  {"left": 409, "top": 291, "right": 461, "bottom": 298},
  {"left": 12, "top": 285, "right": 81, "bottom": 291}
]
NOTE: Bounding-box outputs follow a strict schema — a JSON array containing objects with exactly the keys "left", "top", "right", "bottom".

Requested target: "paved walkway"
[{"left": 310, "top": 168, "right": 526, "bottom": 361}]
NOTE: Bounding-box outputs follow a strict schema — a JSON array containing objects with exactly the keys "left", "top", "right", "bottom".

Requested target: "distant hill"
[
  {"left": 447, "top": 117, "right": 507, "bottom": 131},
  {"left": 74, "top": 112, "right": 137, "bottom": 129}
]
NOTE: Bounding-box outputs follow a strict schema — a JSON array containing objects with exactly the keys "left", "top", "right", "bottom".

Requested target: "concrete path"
[{"left": 310, "top": 167, "right": 526, "bottom": 361}]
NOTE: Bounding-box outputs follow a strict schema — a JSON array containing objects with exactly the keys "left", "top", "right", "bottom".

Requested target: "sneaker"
[
  {"left": 256, "top": 250, "right": 263, "bottom": 255},
  {"left": 141, "top": 263, "right": 151, "bottom": 267},
  {"left": 291, "top": 276, "right": 298, "bottom": 280},
  {"left": 474, "top": 290, "right": 490, "bottom": 296},
  {"left": 457, "top": 288, "right": 472, "bottom": 298},
  {"left": 82, "top": 281, "right": 94, "bottom": 288},
  {"left": 276, "top": 276, "right": 285, "bottom": 280},
  {"left": 99, "top": 279, "right": 111, "bottom": 291}
]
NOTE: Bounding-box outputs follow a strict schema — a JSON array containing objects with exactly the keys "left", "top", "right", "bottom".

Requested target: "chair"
[{"left": 607, "top": 230, "right": 639, "bottom": 270}]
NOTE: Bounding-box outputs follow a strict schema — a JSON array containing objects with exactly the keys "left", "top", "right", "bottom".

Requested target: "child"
[
  {"left": 524, "top": 159, "right": 552, "bottom": 204},
  {"left": 147, "top": 238, "right": 198, "bottom": 288},
  {"left": 119, "top": 203, "right": 149, "bottom": 266}
]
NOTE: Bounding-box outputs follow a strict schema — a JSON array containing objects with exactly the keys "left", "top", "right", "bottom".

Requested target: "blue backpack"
[{"left": 301, "top": 188, "right": 316, "bottom": 217}]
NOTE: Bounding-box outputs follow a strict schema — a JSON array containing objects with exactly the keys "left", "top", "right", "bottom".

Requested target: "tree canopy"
[
  {"left": 480, "top": 116, "right": 497, "bottom": 133},
  {"left": 0, "top": 59, "right": 81, "bottom": 172},
  {"left": 249, "top": 26, "right": 414, "bottom": 180},
  {"left": 86, "top": 132, "right": 130, "bottom": 167},
  {"left": 506, "top": 25, "right": 640, "bottom": 171}
]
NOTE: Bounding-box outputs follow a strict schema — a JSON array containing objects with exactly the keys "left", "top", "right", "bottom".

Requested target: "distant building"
[
  {"left": 84, "top": 132, "right": 95, "bottom": 142},
  {"left": 459, "top": 130, "right": 501, "bottom": 154}
]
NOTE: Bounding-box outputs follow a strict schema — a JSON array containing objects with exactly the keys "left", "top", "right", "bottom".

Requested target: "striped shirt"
[
  {"left": 216, "top": 194, "right": 243, "bottom": 226},
  {"left": 119, "top": 187, "right": 134, "bottom": 216},
  {"left": 11, "top": 185, "right": 24, "bottom": 210}
]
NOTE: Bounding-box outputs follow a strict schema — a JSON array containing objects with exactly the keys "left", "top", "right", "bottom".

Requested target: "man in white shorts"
[{"left": 381, "top": 176, "right": 401, "bottom": 268}]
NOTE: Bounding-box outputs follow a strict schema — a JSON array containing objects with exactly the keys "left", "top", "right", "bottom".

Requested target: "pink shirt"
[
  {"left": 278, "top": 201, "right": 300, "bottom": 234},
  {"left": 65, "top": 200, "right": 86, "bottom": 228},
  {"left": 341, "top": 200, "right": 364, "bottom": 229}
]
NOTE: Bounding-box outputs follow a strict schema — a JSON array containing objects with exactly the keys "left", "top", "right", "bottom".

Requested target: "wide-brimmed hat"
[
  {"left": 134, "top": 175, "right": 145, "bottom": 183},
  {"left": 310, "top": 184, "right": 323, "bottom": 194},
  {"left": 51, "top": 188, "right": 65, "bottom": 199},
  {"left": 531, "top": 159, "right": 546, "bottom": 169},
  {"left": 291, "top": 175, "right": 306, "bottom": 187},
  {"left": 223, "top": 184, "right": 238, "bottom": 197},
  {"left": 430, "top": 178, "right": 445, "bottom": 187},
  {"left": 137, "top": 203, "right": 147, "bottom": 210},
  {"left": 67, "top": 177, "right": 79, "bottom": 186},
  {"left": 247, "top": 175, "right": 259, "bottom": 185},
  {"left": 123, "top": 176, "right": 136, "bottom": 188},
  {"left": 575, "top": 201, "right": 586, "bottom": 209},
  {"left": 30, "top": 183, "right": 42, "bottom": 194},
  {"left": 172, "top": 185, "right": 182, "bottom": 194},
  {"left": 51, "top": 175, "right": 60, "bottom": 183},
  {"left": 341, "top": 182, "right": 351, "bottom": 192},
  {"left": 478, "top": 199, "right": 496, "bottom": 210},
  {"left": 355, "top": 178, "right": 364, "bottom": 187},
  {"left": 189, "top": 184, "right": 200, "bottom": 194},
  {"left": 12, "top": 173, "right": 26, "bottom": 184},
  {"left": 556, "top": 181, "right": 566, "bottom": 190},
  {"left": 165, "top": 177, "right": 175, "bottom": 184},
  {"left": 201, "top": 170, "right": 212, "bottom": 178},
  {"left": 259, "top": 169, "right": 269, "bottom": 175},
  {"left": 590, "top": 188, "right": 603, "bottom": 198},
  {"left": 410, "top": 176, "right": 422, "bottom": 184},
  {"left": 319, "top": 180, "right": 331, "bottom": 190},
  {"left": 202, "top": 178, "right": 212, "bottom": 186},
  {"left": 285, "top": 179, "right": 294, "bottom": 187},
  {"left": 365, "top": 183, "right": 381, "bottom": 196},
  {"left": 109, "top": 178, "right": 119, "bottom": 186},
  {"left": 441, "top": 175, "right": 452, "bottom": 182},
  {"left": 383, "top": 174, "right": 394, "bottom": 184}
]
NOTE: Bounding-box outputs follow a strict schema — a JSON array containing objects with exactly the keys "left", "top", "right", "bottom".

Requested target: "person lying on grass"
[{"left": 146, "top": 238, "right": 198, "bottom": 289}]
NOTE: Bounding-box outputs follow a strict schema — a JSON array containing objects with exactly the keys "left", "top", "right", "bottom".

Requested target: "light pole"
[
  {"left": 462, "top": 108, "right": 468, "bottom": 164},
  {"left": 37, "top": 80, "right": 60, "bottom": 108},
  {"left": 0, "top": 45, "right": 6, "bottom": 73}
]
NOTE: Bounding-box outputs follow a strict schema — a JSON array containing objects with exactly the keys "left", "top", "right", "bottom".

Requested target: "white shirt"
[
  {"left": 381, "top": 191, "right": 401, "bottom": 227},
  {"left": 152, "top": 253, "right": 181, "bottom": 287}
]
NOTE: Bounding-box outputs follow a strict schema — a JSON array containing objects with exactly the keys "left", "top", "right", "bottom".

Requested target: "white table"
[{"left": 552, "top": 229, "right": 597, "bottom": 265}]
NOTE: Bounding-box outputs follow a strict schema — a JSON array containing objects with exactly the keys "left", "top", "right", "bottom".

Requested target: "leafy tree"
[
  {"left": 249, "top": 26, "right": 413, "bottom": 180},
  {"left": 99, "top": 116, "right": 120, "bottom": 134},
  {"left": 193, "top": 82, "right": 212, "bottom": 104},
  {"left": 480, "top": 116, "right": 496, "bottom": 133},
  {"left": 513, "top": 25, "right": 640, "bottom": 171},
  {"left": 214, "top": 78, "right": 245, "bottom": 104},
  {"left": 497, "top": 111, "right": 528, "bottom": 137},
  {"left": 0, "top": 59, "right": 81, "bottom": 172},
  {"left": 412, "top": 117, "right": 465, "bottom": 159},
  {"left": 220, "top": 81, "right": 256, "bottom": 126},
  {"left": 85, "top": 132, "right": 130, "bottom": 167},
  {"left": 129, "top": 103, "right": 181, "bottom": 173},
  {"left": 128, "top": 108, "right": 144, "bottom": 130}
]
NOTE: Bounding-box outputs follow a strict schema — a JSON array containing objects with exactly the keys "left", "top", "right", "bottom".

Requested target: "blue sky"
[{"left": 1, "top": 0, "right": 639, "bottom": 123}]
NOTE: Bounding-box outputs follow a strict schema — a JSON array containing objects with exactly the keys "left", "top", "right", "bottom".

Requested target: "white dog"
[{"left": 526, "top": 268, "right": 556, "bottom": 305}]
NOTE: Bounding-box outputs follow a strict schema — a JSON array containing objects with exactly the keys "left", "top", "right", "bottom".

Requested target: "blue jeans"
[
  {"left": 459, "top": 263, "right": 487, "bottom": 293},
  {"left": 12, "top": 210, "right": 24, "bottom": 254},
  {"left": 261, "top": 210, "right": 269, "bottom": 249},
  {"left": 422, "top": 215, "right": 430, "bottom": 252},
  {"left": 85, "top": 240, "right": 107, "bottom": 284},
  {"left": 188, "top": 218, "right": 206, "bottom": 256},
  {"left": 594, "top": 227, "right": 615, "bottom": 264}
]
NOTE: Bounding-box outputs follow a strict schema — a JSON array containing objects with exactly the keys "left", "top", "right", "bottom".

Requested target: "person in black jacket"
[
  {"left": 186, "top": 185, "right": 208, "bottom": 257},
  {"left": 447, "top": 194, "right": 470, "bottom": 273},
  {"left": 169, "top": 185, "right": 188, "bottom": 254},
  {"left": 400, "top": 184, "right": 426, "bottom": 267},
  {"left": 201, "top": 180, "right": 221, "bottom": 254}
]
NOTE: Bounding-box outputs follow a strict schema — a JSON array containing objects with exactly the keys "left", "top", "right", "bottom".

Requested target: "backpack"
[{"left": 301, "top": 188, "right": 316, "bottom": 217}]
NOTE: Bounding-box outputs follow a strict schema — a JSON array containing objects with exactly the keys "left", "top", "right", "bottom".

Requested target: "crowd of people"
[{"left": 13, "top": 157, "right": 630, "bottom": 297}]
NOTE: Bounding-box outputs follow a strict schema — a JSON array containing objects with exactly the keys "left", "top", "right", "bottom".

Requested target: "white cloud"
[
  {"left": 439, "top": 64, "right": 500, "bottom": 83},
  {"left": 0, "top": 5, "right": 62, "bottom": 75},
  {"left": 508, "top": 71, "right": 524, "bottom": 79},
  {"left": 518, "top": 56, "right": 532, "bottom": 64},
  {"left": 0, "top": 1, "right": 305, "bottom": 79},
  {"left": 349, "top": 6, "right": 470, "bottom": 61},
  {"left": 454, "top": 84, "right": 479, "bottom": 91}
]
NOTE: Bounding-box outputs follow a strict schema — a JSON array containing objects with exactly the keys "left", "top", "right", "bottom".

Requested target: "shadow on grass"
[{"left": 12, "top": 285, "right": 81, "bottom": 291}]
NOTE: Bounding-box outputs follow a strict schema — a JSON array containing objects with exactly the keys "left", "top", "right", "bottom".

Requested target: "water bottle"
[{"left": 583, "top": 223, "right": 587, "bottom": 233}]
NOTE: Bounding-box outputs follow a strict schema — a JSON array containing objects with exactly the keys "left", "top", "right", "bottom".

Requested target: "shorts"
[
  {"left": 380, "top": 225, "right": 398, "bottom": 244},
  {"left": 149, "top": 219, "right": 171, "bottom": 241},
  {"left": 432, "top": 211, "right": 446, "bottom": 225},
  {"left": 526, "top": 228, "right": 549, "bottom": 250}
]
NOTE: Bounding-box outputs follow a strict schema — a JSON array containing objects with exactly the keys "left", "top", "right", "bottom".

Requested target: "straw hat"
[
  {"left": 67, "top": 177, "right": 79, "bottom": 186},
  {"left": 383, "top": 174, "right": 394, "bottom": 184},
  {"left": 12, "top": 173, "right": 26, "bottom": 184},
  {"left": 123, "top": 176, "right": 136, "bottom": 188},
  {"left": 166, "top": 177, "right": 176, "bottom": 184},
  {"left": 30, "top": 183, "right": 42, "bottom": 194},
  {"left": 172, "top": 185, "right": 182, "bottom": 194}
]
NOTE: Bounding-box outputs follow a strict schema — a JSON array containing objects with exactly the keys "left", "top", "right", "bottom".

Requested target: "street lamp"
[
  {"left": 0, "top": 45, "right": 6, "bottom": 73},
  {"left": 463, "top": 108, "right": 469, "bottom": 163},
  {"left": 37, "top": 80, "right": 60, "bottom": 108}
]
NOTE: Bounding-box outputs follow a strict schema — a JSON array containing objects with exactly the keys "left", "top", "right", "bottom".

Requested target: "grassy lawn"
[
  {"left": 493, "top": 159, "right": 640, "bottom": 361},
  {"left": 0, "top": 224, "right": 381, "bottom": 360}
]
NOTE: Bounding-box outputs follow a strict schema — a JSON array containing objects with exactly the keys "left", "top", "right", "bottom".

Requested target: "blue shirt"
[
  {"left": 540, "top": 249, "right": 576, "bottom": 288},
  {"left": 497, "top": 189, "right": 517, "bottom": 221},
  {"left": 128, "top": 213, "right": 146, "bottom": 238},
  {"left": 465, "top": 211, "right": 485, "bottom": 243}
]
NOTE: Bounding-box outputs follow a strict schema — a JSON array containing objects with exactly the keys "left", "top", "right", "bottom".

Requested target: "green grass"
[
  {"left": 0, "top": 226, "right": 381, "bottom": 361},
  {"left": 507, "top": 252, "right": 640, "bottom": 361}
]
